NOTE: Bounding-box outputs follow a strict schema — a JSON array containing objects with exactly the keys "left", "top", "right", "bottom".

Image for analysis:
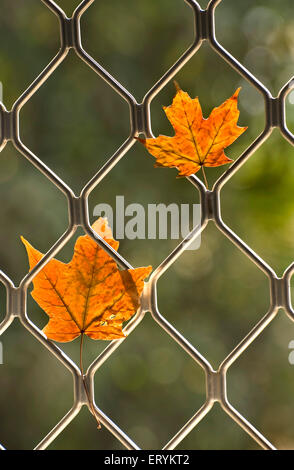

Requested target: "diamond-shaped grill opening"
[
  {"left": 0, "top": 0, "right": 59, "bottom": 108},
  {"left": 177, "top": 403, "right": 261, "bottom": 450},
  {"left": 0, "top": 321, "right": 73, "bottom": 449},
  {"left": 20, "top": 50, "right": 130, "bottom": 193},
  {"left": 93, "top": 315, "right": 206, "bottom": 449},
  {"left": 216, "top": 0, "right": 294, "bottom": 94},
  {"left": 221, "top": 129, "right": 294, "bottom": 274},
  {"left": 227, "top": 312, "right": 294, "bottom": 450},
  {"left": 48, "top": 406, "right": 126, "bottom": 450},
  {"left": 157, "top": 223, "right": 269, "bottom": 368},
  {"left": 0, "top": 143, "right": 68, "bottom": 283},
  {"left": 81, "top": 0, "right": 194, "bottom": 98}
]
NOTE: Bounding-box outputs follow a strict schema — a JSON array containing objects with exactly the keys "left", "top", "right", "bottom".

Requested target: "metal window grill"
[{"left": 0, "top": 0, "right": 293, "bottom": 451}]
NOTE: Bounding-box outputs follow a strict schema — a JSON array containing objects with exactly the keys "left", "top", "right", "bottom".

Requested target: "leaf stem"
[
  {"left": 79, "top": 332, "right": 84, "bottom": 376},
  {"left": 201, "top": 165, "right": 209, "bottom": 189},
  {"left": 79, "top": 333, "right": 101, "bottom": 429}
]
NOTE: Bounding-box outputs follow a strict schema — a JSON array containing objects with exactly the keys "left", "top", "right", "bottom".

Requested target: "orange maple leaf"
[
  {"left": 139, "top": 85, "right": 247, "bottom": 177},
  {"left": 21, "top": 218, "right": 152, "bottom": 343}
]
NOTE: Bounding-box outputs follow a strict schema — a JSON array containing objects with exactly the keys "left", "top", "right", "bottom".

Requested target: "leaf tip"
[
  {"left": 20, "top": 235, "right": 29, "bottom": 247},
  {"left": 92, "top": 217, "right": 114, "bottom": 241},
  {"left": 233, "top": 87, "right": 242, "bottom": 99},
  {"left": 239, "top": 125, "right": 248, "bottom": 135}
]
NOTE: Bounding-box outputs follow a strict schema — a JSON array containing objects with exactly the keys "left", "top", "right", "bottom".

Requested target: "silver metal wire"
[{"left": 1, "top": 0, "right": 293, "bottom": 450}]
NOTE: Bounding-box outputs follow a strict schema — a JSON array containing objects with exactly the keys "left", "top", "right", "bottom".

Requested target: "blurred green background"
[{"left": 1, "top": 0, "right": 294, "bottom": 450}]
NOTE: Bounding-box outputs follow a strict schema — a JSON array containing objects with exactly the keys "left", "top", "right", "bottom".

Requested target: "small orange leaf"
[
  {"left": 22, "top": 218, "right": 152, "bottom": 342},
  {"left": 139, "top": 86, "right": 247, "bottom": 177}
]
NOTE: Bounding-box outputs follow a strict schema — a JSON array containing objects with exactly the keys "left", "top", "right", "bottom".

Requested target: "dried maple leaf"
[
  {"left": 21, "top": 218, "right": 152, "bottom": 343},
  {"left": 139, "top": 85, "right": 247, "bottom": 177}
]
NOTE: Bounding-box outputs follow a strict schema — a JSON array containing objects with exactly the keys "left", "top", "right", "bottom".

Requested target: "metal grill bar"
[{"left": 1, "top": 0, "right": 293, "bottom": 450}]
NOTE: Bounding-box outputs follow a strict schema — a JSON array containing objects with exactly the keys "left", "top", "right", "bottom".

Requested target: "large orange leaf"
[
  {"left": 139, "top": 86, "right": 247, "bottom": 177},
  {"left": 22, "top": 218, "right": 152, "bottom": 342}
]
